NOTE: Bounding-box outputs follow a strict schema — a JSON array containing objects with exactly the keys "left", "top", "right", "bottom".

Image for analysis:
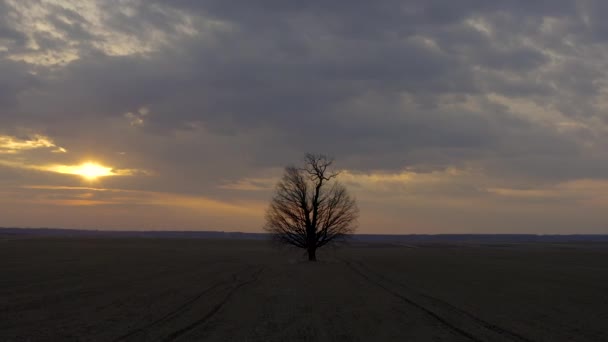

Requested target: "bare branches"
[
  {"left": 303, "top": 153, "right": 340, "bottom": 182},
  {"left": 264, "top": 154, "right": 358, "bottom": 260}
]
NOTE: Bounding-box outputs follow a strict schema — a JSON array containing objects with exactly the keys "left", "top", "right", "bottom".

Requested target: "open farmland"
[{"left": 1, "top": 237, "right": 607, "bottom": 341}]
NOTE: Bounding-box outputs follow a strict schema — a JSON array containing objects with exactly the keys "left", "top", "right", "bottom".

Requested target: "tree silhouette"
[{"left": 265, "top": 154, "right": 358, "bottom": 261}]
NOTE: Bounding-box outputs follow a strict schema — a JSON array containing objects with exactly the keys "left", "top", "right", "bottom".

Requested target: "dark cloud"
[
  {"left": 0, "top": 1, "right": 27, "bottom": 50},
  {"left": 0, "top": 59, "right": 37, "bottom": 110},
  {"left": 45, "top": 6, "right": 96, "bottom": 43}
]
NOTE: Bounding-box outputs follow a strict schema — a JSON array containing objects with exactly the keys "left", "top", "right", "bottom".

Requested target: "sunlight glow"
[
  {"left": 49, "top": 162, "right": 116, "bottom": 180},
  {"left": 0, "top": 158, "right": 142, "bottom": 179}
]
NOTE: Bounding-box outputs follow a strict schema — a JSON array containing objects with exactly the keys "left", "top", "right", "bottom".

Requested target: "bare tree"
[{"left": 265, "top": 154, "right": 359, "bottom": 261}]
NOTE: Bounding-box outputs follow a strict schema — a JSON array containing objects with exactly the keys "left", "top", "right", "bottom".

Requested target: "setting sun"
[
  {"left": 49, "top": 162, "right": 116, "bottom": 180},
  {"left": 76, "top": 163, "right": 114, "bottom": 180}
]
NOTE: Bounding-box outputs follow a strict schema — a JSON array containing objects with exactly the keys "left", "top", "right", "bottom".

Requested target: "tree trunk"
[{"left": 307, "top": 247, "right": 317, "bottom": 261}]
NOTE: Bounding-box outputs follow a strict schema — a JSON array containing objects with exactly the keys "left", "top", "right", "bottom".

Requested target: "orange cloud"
[{"left": 18, "top": 185, "right": 265, "bottom": 216}]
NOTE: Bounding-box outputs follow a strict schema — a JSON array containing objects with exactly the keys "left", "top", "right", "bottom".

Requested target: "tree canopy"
[{"left": 264, "top": 154, "right": 358, "bottom": 261}]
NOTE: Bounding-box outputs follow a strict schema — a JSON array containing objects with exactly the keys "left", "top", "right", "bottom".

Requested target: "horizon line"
[{"left": 2, "top": 227, "right": 608, "bottom": 237}]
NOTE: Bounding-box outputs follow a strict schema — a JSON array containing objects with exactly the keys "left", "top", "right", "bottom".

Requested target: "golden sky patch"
[
  {"left": 219, "top": 177, "right": 277, "bottom": 191},
  {"left": 0, "top": 159, "right": 141, "bottom": 180},
  {"left": 15, "top": 185, "right": 264, "bottom": 217},
  {"left": 0, "top": 135, "right": 67, "bottom": 154}
]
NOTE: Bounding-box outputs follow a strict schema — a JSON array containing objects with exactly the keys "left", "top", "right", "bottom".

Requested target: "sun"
[
  {"left": 75, "top": 162, "right": 114, "bottom": 180},
  {"left": 45, "top": 161, "right": 131, "bottom": 180}
]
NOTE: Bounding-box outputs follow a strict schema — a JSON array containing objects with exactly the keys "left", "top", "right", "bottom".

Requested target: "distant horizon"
[{"left": 3, "top": 227, "right": 608, "bottom": 237}]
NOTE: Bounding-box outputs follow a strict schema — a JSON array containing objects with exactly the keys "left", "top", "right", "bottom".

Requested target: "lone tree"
[{"left": 265, "top": 154, "right": 359, "bottom": 261}]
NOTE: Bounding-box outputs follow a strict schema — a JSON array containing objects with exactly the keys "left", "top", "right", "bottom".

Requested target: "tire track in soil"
[
  {"left": 113, "top": 266, "right": 251, "bottom": 341},
  {"left": 341, "top": 258, "right": 482, "bottom": 342},
  {"left": 340, "top": 259, "right": 532, "bottom": 342},
  {"left": 163, "top": 267, "right": 265, "bottom": 342},
  {"left": 349, "top": 259, "right": 534, "bottom": 342}
]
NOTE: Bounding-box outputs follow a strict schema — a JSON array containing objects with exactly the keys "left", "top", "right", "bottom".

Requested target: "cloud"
[
  {"left": 0, "top": 131, "right": 147, "bottom": 181},
  {"left": 487, "top": 179, "right": 608, "bottom": 205},
  {"left": 2, "top": 1, "right": 608, "bottom": 232},
  {"left": 17, "top": 185, "right": 263, "bottom": 213},
  {"left": 2, "top": 0, "right": 204, "bottom": 66},
  {"left": 219, "top": 177, "right": 277, "bottom": 191},
  {"left": 0, "top": 184, "right": 265, "bottom": 231},
  {"left": 0, "top": 134, "right": 66, "bottom": 154}
]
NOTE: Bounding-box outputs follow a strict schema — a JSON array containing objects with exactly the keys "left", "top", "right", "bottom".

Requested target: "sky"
[{"left": 1, "top": 0, "right": 607, "bottom": 234}]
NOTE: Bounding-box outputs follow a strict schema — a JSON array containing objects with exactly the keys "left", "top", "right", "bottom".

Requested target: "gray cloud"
[{"left": 0, "top": 60, "right": 37, "bottom": 110}]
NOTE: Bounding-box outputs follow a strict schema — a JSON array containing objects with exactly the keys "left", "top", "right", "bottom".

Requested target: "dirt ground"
[{"left": 1, "top": 238, "right": 607, "bottom": 341}]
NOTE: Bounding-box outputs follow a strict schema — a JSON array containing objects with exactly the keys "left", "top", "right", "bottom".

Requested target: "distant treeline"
[{"left": 2, "top": 227, "right": 608, "bottom": 243}]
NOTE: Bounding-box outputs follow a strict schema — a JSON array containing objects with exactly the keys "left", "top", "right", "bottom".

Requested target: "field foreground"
[{"left": 1, "top": 238, "right": 607, "bottom": 341}]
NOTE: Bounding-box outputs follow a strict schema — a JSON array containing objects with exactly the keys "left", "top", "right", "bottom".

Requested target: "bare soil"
[{"left": 1, "top": 238, "right": 607, "bottom": 341}]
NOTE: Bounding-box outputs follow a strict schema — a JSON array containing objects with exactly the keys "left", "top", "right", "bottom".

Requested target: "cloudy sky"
[{"left": 1, "top": 0, "right": 607, "bottom": 233}]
